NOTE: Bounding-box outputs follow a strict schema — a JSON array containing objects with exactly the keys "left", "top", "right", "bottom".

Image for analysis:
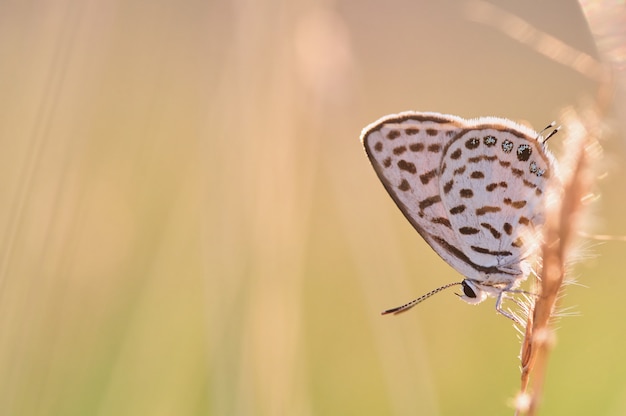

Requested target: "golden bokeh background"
[{"left": 1, "top": 0, "right": 625, "bottom": 415}]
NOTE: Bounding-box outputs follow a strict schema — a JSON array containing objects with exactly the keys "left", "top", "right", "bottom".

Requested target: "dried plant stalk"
[
  {"left": 463, "top": 2, "right": 615, "bottom": 413},
  {"left": 516, "top": 109, "right": 601, "bottom": 415}
]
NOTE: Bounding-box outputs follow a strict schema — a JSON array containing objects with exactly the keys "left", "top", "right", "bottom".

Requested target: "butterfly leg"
[{"left": 495, "top": 291, "right": 525, "bottom": 326}]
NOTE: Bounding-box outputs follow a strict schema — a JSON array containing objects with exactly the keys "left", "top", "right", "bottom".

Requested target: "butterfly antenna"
[
  {"left": 537, "top": 121, "right": 560, "bottom": 145},
  {"left": 542, "top": 126, "right": 561, "bottom": 144},
  {"left": 381, "top": 282, "right": 463, "bottom": 315}
]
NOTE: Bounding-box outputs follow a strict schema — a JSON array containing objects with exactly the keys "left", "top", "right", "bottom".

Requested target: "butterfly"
[{"left": 360, "top": 111, "right": 558, "bottom": 320}]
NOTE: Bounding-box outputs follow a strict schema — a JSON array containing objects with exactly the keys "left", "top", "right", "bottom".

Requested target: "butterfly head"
[{"left": 458, "top": 279, "right": 488, "bottom": 305}]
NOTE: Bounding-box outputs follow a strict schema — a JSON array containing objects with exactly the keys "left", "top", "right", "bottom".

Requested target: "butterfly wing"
[
  {"left": 437, "top": 118, "right": 554, "bottom": 282},
  {"left": 361, "top": 112, "right": 555, "bottom": 285},
  {"left": 360, "top": 112, "right": 483, "bottom": 278}
]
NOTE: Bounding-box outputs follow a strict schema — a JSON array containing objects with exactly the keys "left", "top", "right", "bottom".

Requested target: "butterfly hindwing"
[{"left": 437, "top": 121, "right": 553, "bottom": 278}]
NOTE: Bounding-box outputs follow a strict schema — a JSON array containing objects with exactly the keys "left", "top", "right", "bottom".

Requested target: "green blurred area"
[{"left": 0, "top": 0, "right": 625, "bottom": 415}]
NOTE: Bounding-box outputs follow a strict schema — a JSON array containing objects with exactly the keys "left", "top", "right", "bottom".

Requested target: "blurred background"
[{"left": 0, "top": 0, "right": 625, "bottom": 415}]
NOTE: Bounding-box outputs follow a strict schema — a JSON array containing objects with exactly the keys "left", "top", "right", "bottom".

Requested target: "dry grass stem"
[
  {"left": 463, "top": 3, "right": 615, "bottom": 413},
  {"left": 517, "top": 108, "right": 602, "bottom": 415}
]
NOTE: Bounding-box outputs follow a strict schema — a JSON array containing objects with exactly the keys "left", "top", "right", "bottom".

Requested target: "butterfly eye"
[{"left": 462, "top": 280, "right": 477, "bottom": 298}]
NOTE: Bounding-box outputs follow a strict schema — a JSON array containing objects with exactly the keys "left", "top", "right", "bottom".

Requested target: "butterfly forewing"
[{"left": 361, "top": 112, "right": 470, "bottom": 270}]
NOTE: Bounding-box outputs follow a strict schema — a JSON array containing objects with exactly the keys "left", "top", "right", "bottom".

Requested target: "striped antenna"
[
  {"left": 537, "top": 121, "right": 560, "bottom": 144},
  {"left": 381, "top": 282, "right": 463, "bottom": 315},
  {"left": 542, "top": 126, "right": 561, "bottom": 144}
]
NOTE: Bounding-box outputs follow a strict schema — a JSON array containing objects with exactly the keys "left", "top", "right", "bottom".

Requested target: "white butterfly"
[{"left": 360, "top": 111, "right": 558, "bottom": 320}]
